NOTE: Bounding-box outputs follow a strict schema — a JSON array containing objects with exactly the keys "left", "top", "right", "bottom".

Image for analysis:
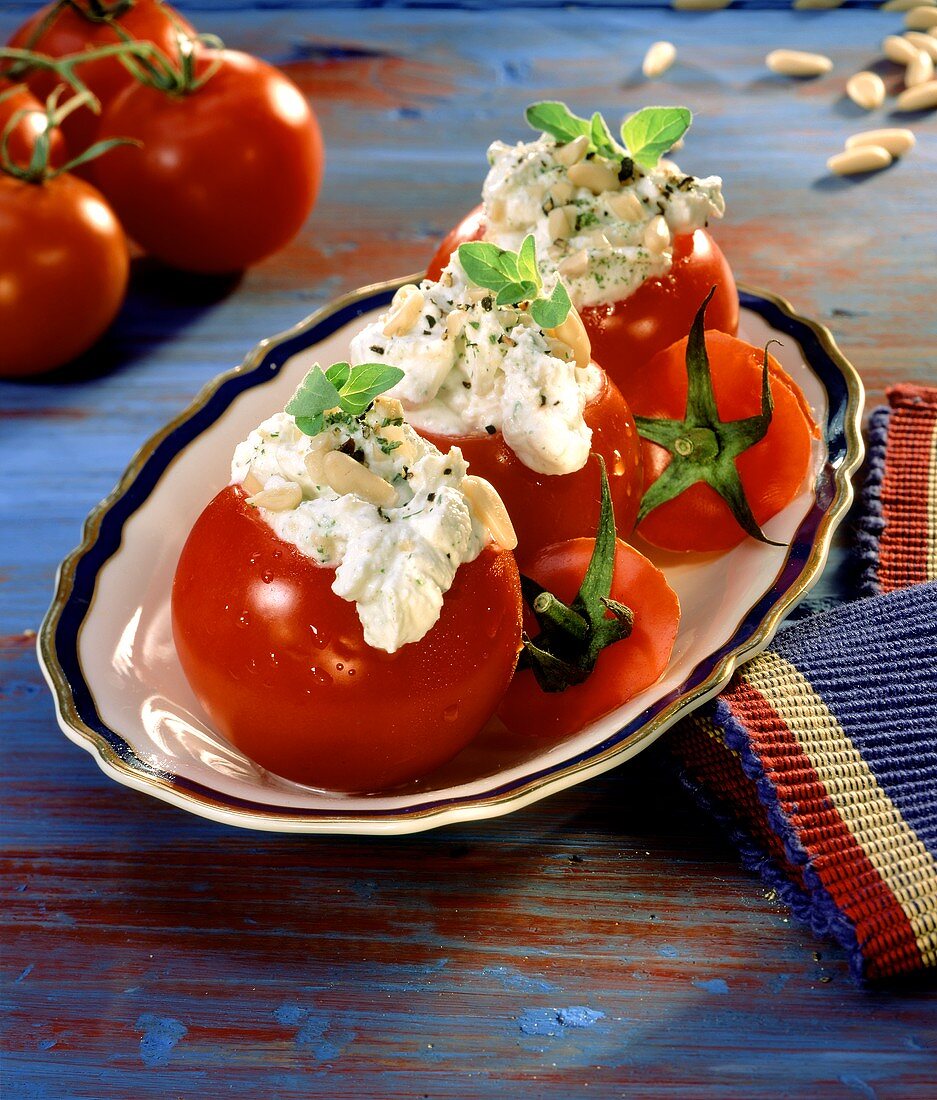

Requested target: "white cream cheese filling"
[
  {"left": 482, "top": 136, "right": 725, "bottom": 309},
  {"left": 230, "top": 398, "right": 500, "bottom": 654},
  {"left": 348, "top": 257, "right": 603, "bottom": 476}
]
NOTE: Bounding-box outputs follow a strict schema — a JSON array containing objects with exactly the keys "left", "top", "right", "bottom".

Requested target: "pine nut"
[
  {"left": 588, "top": 229, "right": 612, "bottom": 250},
  {"left": 766, "top": 49, "right": 834, "bottom": 77},
  {"left": 905, "top": 32, "right": 937, "bottom": 62},
  {"left": 880, "top": 0, "right": 930, "bottom": 10},
  {"left": 643, "top": 41, "right": 677, "bottom": 79},
  {"left": 606, "top": 190, "right": 645, "bottom": 222},
  {"left": 883, "top": 34, "right": 922, "bottom": 63},
  {"left": 321, "top": 451, "right": 396, "bottom": 508},
  {"left": 793, "top": 0, "right": 844, "bottom": 8},
  {"left": 546, "top": 306, "right": 592, "bottom": 370},
  {"left": 547, "top": 205, "right": 572, "bottom": 241},
  {"left": 383, "top": 284, "right": 424, "bottom": 337},
  {"left": 672, "top": 0, "right": 731, "bottom": 8},
  {"left": 242, "top": 471, "right": 264, "bottom": 496},
  {"left": 643, "top": 214, "right": 672, "bottom": 256},
  {"left": 462, "top": 475, "right": 518, "bottom": 550},
  {"left": 567, "top": 159, "right": 621, "bottom": 195},
  {"left": 907, "top": 49, "right": 935, "bottom": 85},
  {"left": 845, "top": 127, "right": 916, "bottom": 155},
  {"left": 557, "top": 248, "right": 590, "bottom": 279},
  {"left": 377, "top": 422, "right": 418, "bottom": 466},
  {"left": 827, "top": 145, "right": 893, "bottom": 175},
  {"left": 446, "top": 309, "right": 466, "bottom": 339},
  {"left": 554, "top": 135, "right": 589, "bottom": 167},
  {"left": 246, "top": 483, "right": 303, "bottom": 512},
  {"left": 549, "top": 181, "right": 575, "bottom": 205},
  {"left": 906, "top": 6, "right": 937, "bottom": 30},
  {"left": 846, "top": 71, "right": 886, "bottom": 109},
  {"left": 895, "top": 77, "right": 937, "bottom": 108}
]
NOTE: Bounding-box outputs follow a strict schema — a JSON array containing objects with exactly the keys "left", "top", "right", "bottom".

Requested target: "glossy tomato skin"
[
  {"left": 499, "top": 538, "right": 680, "bottom": 739},
  {"left": 94, "top": 50, "right": 324, "bottom": 273},
  {"left": 426, "top": 207, "right": 739, "bottom": 393},
  {"left": 630, "top": 331, "right": 816, "bottom": 553},
  {"left": 172, "top": 486, "right": 523, "bottom": 792},
  {"left": 0, "top": 173, "right": 128, "bottom": 376},
  {"left": 580, "top": 230, "right": 738, "bottom": 398},
  {"left": 0, "top": 80, "right": 66, "bottom": 170},
  {"left": 418, "top": 373, "right": 642, "bottom": 570},
  {"left": 7, "top": 0, "right": 194, "bottom": 158}
]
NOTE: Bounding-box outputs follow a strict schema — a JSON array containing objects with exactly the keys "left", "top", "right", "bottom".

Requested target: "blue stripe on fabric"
[{"left": 770, "top": 582, "right": 937, "bottom": 865}]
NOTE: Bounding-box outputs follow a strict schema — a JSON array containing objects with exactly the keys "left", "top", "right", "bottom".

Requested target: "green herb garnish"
[
  {"left": 634, "top": 288, "right": 782, "bottom": 545},
  {"left": 519, "top": 455, "right": 633, "bottom": 693},
  {"left": 620, "top": 106, "right": 693, "bottom": 169},
  {"left": 457, "top": 235, "right": 572, "bottom": 328},
  {"left": 286, "top": 361, "right": 405, "bottom": 438},
  {"left": 525, "top": 100, "right": 692, "bottom": 171}
]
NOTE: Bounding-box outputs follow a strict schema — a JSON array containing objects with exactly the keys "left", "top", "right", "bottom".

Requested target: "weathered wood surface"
[{"left": 2, "top": 4, "right": 936, "bottom": 1097}]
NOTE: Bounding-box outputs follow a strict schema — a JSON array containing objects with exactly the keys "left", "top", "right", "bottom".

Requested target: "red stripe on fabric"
[
  {"left": 878, "top": 384, "right": 937, "bottom": 593},
  {"left": 725, "top": 679, "right": 924, "bottom": 980},
  {"left": 668, "top": 719, "right": 806, "bottom": 889}
]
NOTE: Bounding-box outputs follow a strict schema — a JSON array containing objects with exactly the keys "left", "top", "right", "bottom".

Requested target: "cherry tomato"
[
  {"left": 419, "top": 373, "right": 642, "bottom": 570},
  {"left": 498, "top": 538, "right": 680, "bottom": 739},
  {"left": 427, "top": 206, "right": 739, "bottom": 394},
  {"left": 0, "top": 171, "right": 128, "bottom": 376},
  {"left": 93, "top": 50, "right": 324, "bottom": 272},
  {"left": 629, "top": 331, "right": 816, "bottom": 553},
  {"left": 0, "top": 79, "right": 66, "bottom": 170},
  {"left": 6, "top": 0, "right": 194, "bottom": 158},
  {"left": 172, "top": 486, "right": 523, "bottom": 791}
]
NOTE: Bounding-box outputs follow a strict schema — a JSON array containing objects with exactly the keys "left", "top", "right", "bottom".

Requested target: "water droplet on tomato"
[
  {"left": 613, "top": 450, "right": 625, "bottom": 477},
  {"left": 261, "top": 570, "right": 274, "bottom": 584},
  {"left": 238, "top": 612, "right": 250, "bottom": 627},
  {"left": 336, "top": 662, "right": 344, "bottom": 672},
  {"left": 443, "top": 703, "right": 459, "bottom": 722}
]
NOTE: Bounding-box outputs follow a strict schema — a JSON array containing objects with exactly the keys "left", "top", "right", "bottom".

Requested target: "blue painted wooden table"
[{"left": 3, "top": 2, "right": 936, "bottom": 1096}]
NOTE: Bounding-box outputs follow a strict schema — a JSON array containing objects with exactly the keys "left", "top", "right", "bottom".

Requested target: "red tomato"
[
  {"left": 630, "top": 331, "right": 816, "bottom": 553},
  {"left": 0, "top": 171, "right": 128, "bottom": 376},
  {"left": 172, "top": 486, "right": 523, "bottom": 791},
  {"left": 419, "top": 373, "right": 642, "bottom": 570},
  {"left": 0, "top": 79, "right": 66, "bottom": 170},
  {"left": 427, "top": 206, "right": 739, "bottom": 394},
  {"left": 6, "top": 0, "right": 194, "bottom": 158},
  {"left": 499, "top": 538, "right": 680, "bottom": 738},
  {"left": 93, "top": 50, "right": 324, "bottom": 272},
  {"left": 580, "top": 230, "right": 739, "bottom": 399}
]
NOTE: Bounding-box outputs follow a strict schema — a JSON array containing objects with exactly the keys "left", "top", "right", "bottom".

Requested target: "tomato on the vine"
[
  {"left": 629, "top": 294, "right": 816, "bottom": 554},
  {"left": 172, "top": 486, "right": 523, "bottom": 791},
  {"left": 0, "top": 79, "right": 66, "bottom": 169},
  {"left": 427, "top": 205, "right": 738, "bottom": 395},
  {"left": 419, "top": 372, "right": 642, "bottom": 569},
  {"left": 499, "top": 534, "right": 680, "bottom": 739},
  {"left": 6, "top": 0, "right": 194, "bottom": 157},
  {"left": 93, "top": 49, "right": 324, "bottom": 272},
  {"left": 0, "top": 170, "right": 128, "bottom": 376}
]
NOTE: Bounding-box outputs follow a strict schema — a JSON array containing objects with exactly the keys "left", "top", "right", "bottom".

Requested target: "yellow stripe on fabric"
[
  {"left": 741, "top": 651, "right": 937, "bottom": 967},
  {"left": 927, "top": 417, "right": 937, "bottom": 581}
]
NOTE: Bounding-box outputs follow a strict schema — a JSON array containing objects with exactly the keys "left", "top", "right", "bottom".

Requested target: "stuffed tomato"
[
  {"left": 349, "top": 239, "right": 642, "bottom": 569},
  {"left": 172, "top": 366, "right": 523, "bottom": 792},
  {"left": 427, "top": 103, "right": 738, "bottom": 400}
]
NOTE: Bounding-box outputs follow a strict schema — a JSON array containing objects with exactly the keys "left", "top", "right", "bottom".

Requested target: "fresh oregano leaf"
[
  {"left": 529, "top": 281, "right": 572, "bottom": 330},
  {"left": 287, "top": 361, "right": 405, "bottom": 438},
  {"left": 516, "top": 234, "right": 542, "bottom": 291},
  {"left": 457, "top": 241, "right": 516, "bottom": 294},
  {"left": 590, "top": 111, "right": 619, "bottom": 160},
  {"left": 620, "top": 106, "right": 692, "bottom": 169},
  {"left": 525, "top": 100, "right": 592, "bottom": 146}
]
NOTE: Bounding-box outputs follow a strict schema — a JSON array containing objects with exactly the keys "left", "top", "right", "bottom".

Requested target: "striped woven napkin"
[{"left": 667, "top": 384, "right": 937, "bottom": 983}]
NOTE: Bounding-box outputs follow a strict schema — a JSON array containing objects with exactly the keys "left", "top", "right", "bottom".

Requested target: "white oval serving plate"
[{"left": 39, "top": 278, "right": 863, "bottom": 834}]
